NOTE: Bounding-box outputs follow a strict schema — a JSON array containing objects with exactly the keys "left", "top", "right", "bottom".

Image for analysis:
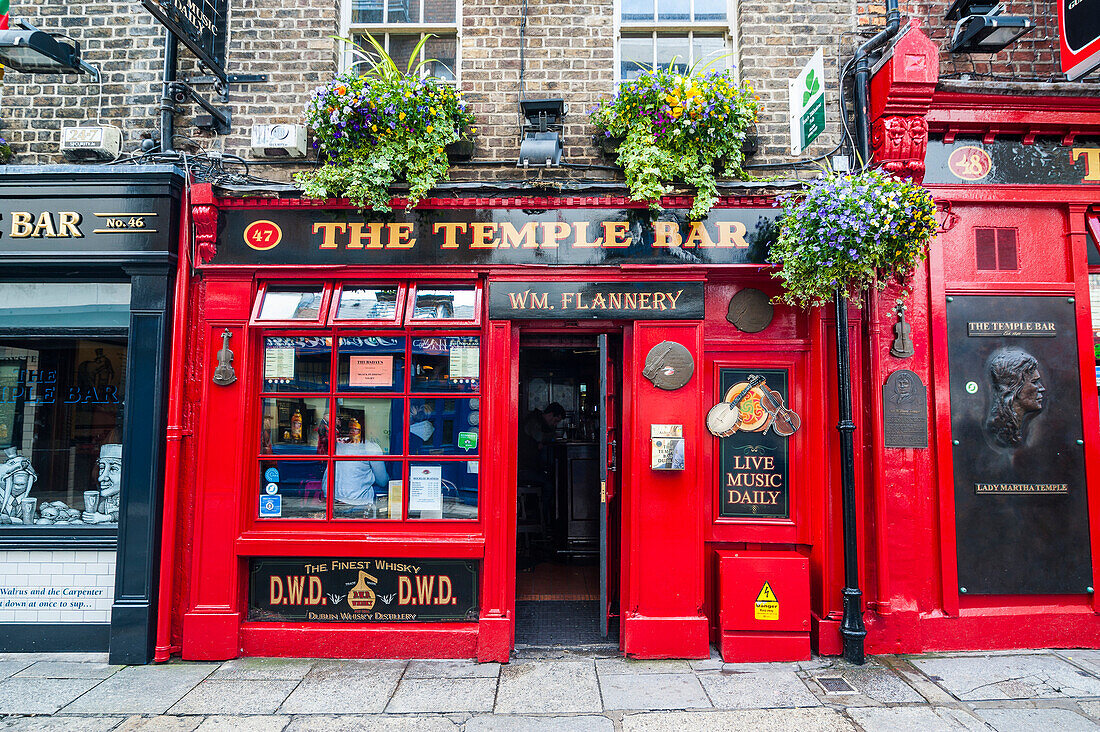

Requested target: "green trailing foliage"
[
  {"left": 770, "top": 169, "right": 938, "bottom": 308},
  {"left": 295, "top": 34, "right": 476, "bottom": 211}
]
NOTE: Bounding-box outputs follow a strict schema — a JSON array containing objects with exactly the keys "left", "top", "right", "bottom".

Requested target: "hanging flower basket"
[
  {"left": 295, "top": 35, "right": 476, "bottom": 211},
  {"left": 769, "top": 169, "right": 938, "bottom": 308},
  {"left": 0, "top": 138, "right": 13, "bottom": 165},
  {"left": 590, "top": 66, "right": 759, "bottom": 220}
]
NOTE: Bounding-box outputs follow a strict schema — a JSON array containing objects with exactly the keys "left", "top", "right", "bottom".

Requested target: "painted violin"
[
  {"left": 758, "top": 380, "right": 801, "bottom": 437},
  {"left": 706, "top": 374, "right": 765, "bottom": 438}
]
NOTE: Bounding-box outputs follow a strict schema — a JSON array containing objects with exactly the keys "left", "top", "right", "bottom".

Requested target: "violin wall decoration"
[
  {"left": 212, "top": 329, "right": 237, "bottom": 386},
  {"left": 706, "top": 372, "right": 801, "bottom": 438}
]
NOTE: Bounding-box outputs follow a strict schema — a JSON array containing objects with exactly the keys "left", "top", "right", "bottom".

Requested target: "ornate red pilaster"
[
  {"left": 190, "top": 183, "right": 220, "bottom": 264},
  {"left": 868, "top": 20, "right": 939, "bottom": 182}
]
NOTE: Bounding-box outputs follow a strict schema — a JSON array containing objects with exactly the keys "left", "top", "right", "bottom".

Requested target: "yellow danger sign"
[{"left": 754, "top": 581, "right": 779, "bottom": 621}]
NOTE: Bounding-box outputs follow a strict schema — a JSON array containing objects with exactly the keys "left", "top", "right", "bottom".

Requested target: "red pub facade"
[{"left": 153, "top": 26, "right": 1100, "bottom": 663}]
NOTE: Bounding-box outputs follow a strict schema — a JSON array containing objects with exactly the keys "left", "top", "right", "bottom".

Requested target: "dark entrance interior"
[{"left": 515, "top": 335, "right": 619, "bottom": 646}]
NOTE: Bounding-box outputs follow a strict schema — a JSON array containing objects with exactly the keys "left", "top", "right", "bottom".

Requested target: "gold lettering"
[
  {"left": 540, "top": 221, "right": 570, "bottom": 248},
  {"left": 470, "top": 223, "right": 498, "bottom": 249},
  {"left": 10, "top": 212, "right": 32, "bottom": 238},
  {"left": 313, "top": 222, "right": 345, "bottom": 249},
  {"left": 717, "top": 221, "right": 749, "bottom": 248},
  {"left": 1072, "top": 147, "right": 1100, "bottom": 182},
  {"left": 387, "top": 222, "right": 415, "bottom": 249},
  {"left": 433, "top": 222, "right": 468, "bottom": 249},
  {"left": 667, "top": 289, "right": 684, "bottom": 309},
  {"left": 347, "top": 222, "right": 384, "bottom": 249},
  {"left": 32, "top": 211, "right": 57, "bottom": 238},
  {"left": 653, "top": 221, "right": 682, "bottom": 248},
  {"left": 573, "top": 221, "right": 603, "bottom": 248},
  {"left": 58, "top": 212, "right": 83, "bottom": 238},
  {"left": 684, "top": 222, "right": 715, "bottom": 248},
  {"left": 601, "top": 221, "right": 631, "bottom": 248},
  {"left": 500, "top": 221, "right": 538, "bottom": 249}
]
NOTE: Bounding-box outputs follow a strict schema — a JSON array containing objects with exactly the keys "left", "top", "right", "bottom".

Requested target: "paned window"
[
  {"left": 255, "top": 283, "right": 481, "bottom": 523},
  {"left": 343, "top": 0, "right": 460, "bottom": 82},
  {"left": 618, "top": 0, "right": 735, "bottom": 81}
]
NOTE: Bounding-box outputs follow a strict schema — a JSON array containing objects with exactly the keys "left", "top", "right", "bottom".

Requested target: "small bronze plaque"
[
  {"left": 727, "top": 288, "right": 774, "bottom": 333},
  {"left": 882, "top": 369, "right": 928, "bottom": 448},
  {"left": 642, "top": 341, "right": 694, "bottom": 390}
]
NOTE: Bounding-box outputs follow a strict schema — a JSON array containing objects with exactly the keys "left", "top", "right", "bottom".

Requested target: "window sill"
[{"left": 0, "top": 528, "right": 118, "bottom": 551}]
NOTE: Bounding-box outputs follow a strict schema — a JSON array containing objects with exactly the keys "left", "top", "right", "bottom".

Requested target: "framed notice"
[
  {"left": 349, "top": 355, "right": 392, "bottom": 388},
  {"left": 248, "top": 557, "right": 479, "bottom": 622},
  {"left": 946, "top": 296, "right": 1091, "bottom": 594},
  {"left": 409, "top": 464, "right": 443, "bottom": 512},
  {"left": 716, "top": 368, "right": 790, "bottom": 519}
]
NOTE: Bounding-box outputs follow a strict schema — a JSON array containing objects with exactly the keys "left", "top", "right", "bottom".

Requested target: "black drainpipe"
[
  {"left": 836, "top": 0, "right": 902, "bottom": 667},
  {"left": 159, "top": 29, "right": 178, "bottom": 154}
]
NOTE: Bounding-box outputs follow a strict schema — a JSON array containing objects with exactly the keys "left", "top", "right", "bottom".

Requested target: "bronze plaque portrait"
[{"left": 946, "top": 296, "right": 1091, "bottom": 595}]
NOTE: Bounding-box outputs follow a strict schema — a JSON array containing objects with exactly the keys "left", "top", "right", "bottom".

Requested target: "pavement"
[{"left": 2, "top": 647, "right": 1100, "bottom": 730}]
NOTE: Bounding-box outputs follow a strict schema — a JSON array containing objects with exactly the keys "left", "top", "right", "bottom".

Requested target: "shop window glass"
[
  {"left": 337, "top": 337, "right": 405, "bottom": 392},
  {"left": 411, "top": 336, "right": 480, "bottom": 393},
  {"left": 259, "top": 460, "right": 326, "bottom": 519},
  {"left": 0, "top": 283, "right": 130, "bottom": 329},
  {"left": 257, "top": 286, "right": 325, "bottom": 321},
  {"left": 334, "top": 286, "right": 400, "bottom": 321},
  {"left": 409, "top": 398, "right": 480, "bottom": 455},
  {"left": 410, "top": 287, "right": 477, "bottom": 321},
  {"left": 346, "top": 0, "right": 460, "bottom": 81},
  {"left": 0, "top": 338, "right": 127, "bottom": 529},
  {"left": 262, "top": 336, "right": 332, "bottom": 393},
  {"left": 256, "top": 281, "right": 479, "bottom": 523},
  {"left": 408, "top": 461, "right": 478, "bottom": 519},
  {"left": 618, "top": 0, "right": 733, "bottom": 82}
]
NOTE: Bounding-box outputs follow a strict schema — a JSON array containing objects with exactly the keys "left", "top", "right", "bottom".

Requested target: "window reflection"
[
  {"left": 335, "top": 287, "right": 399, "bottom": 320},
  {"left": 258, "top": 288, "right": 324, "bottom": 321},
  {"left": 407, "top": 461, "right": 478, "bottom": 519},
  {"left": 412, "top": 337, "right": 479, "bottom": 393},
  {"left": 412, "top": 287, "right": 476, "bottom": 320},
  {"left": 409, "top": 398, "right": 479, "bottom": 455}
]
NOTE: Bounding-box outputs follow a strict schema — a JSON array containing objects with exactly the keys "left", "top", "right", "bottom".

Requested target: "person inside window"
[
  {"left": 518, "top": 401, "right": 565, "bottom": 511},
  {"left": 324, "top": 416, "right": 389, "bottom": 516}
]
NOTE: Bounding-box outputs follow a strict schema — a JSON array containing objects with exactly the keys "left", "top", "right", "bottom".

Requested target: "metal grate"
[{"left": 816, "top": 676, "right": 858, "bottom": 694}]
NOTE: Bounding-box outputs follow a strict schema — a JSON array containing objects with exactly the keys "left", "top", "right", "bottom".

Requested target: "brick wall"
[
  {"left": 0, "top": 549, "right": 116, "bottom": 624},
  {"left": 0, "top": 0, "right": 867, "bottom": 180}
]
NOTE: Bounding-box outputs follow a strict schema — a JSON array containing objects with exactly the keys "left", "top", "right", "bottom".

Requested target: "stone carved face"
[{"left": 986, "top": 348, "right": 1045, "bottom": 448}]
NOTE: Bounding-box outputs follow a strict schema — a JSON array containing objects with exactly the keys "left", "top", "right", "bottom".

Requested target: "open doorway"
[{"left": 515, "top": 334, "right": 620, "bottom": 647}]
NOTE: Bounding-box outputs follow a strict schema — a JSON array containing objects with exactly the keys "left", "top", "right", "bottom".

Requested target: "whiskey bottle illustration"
[{"left": 348, "top": 570, "right": 379, "bottom": 612}]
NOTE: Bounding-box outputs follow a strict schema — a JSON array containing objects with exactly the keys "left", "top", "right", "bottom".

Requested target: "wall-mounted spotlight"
[
  {"left": 945, "top": 1, "right": 1033, "bottom": 54},
  {"left": 517, "top": 98, "right": 565, "bottom": 168},
  {"left": 0, "top": 22, "right": 99, "bottom": 80}
]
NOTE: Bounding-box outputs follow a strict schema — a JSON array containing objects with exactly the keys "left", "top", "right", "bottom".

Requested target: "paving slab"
[
  {"left": 194, "top": 716, "right": 291, "bottom": 732},
  {"left": 1079, "top": 699, "right": 1100, "bottom": 719},
  {"left": 809, "top": 663, "right": 924, "bottom": 705},
  {"left": 600, "top": 672, "right": 711, "bottom": 710},
  {"left": 15, "top": 661, "right": 123, "bottom": 679},
  {"left": 912, "top": 653, "right": 1100, "bottom": 700},
  {"left": 208, "top": 658, "right": 316, "bottom": 681},
  {"left": 1060, "top": 650, "right": 1100, "bottom": 676},
  {"left": 595, "top": 658, "right": 692, "bottom": 675},
  {"left": 404, "top": 659, "right": 500, "bottom": 678},
  {"left": 495, "top": 660, "right": 601, "bottom": 714},
  {"left": 465, "top": 716, "right": 615, "bottom": 732},
  {"left": 0, "top": 677, "right": 101, "bottom": 714},
  {"left": 0, "top": 717, "right": 124, "bottom": 732},
  {"left": 620, "top": 708, "right": 856, "bottom": 731},
  {"left": 687, "top": 648, "right": 724, "bottom": 672},
  {"left": 278, "top": 660, "right": 405, "bottom": 714},
  {"left": 0, "top": 659, "right": 33, "bottom": 681},
  {"left": 847, "top": 707, "right": 987, "bottom": 731},
  {"left": 60, "top": 663, "right": 219, "bottom": 715},
  {"left": 973, "top": 707, "right": 1100, "bottom": 732},
  {"left": 168, "top": 679, "right": 299, "bottom": 715},
  {"left": 283, "top": 715, "right": 458, "bottom": 732},
  {"left": 385, "top": 676, "right": 496, "bottom": 712},
  {"left": 113, "top": 716, "right": 203, "bottom": 731},
  {"left": 697, "top": 670, "right": 821, "bottom": 709}
]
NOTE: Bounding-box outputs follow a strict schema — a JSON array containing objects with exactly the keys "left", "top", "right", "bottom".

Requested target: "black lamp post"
[{"left": 0, "top": 25, "right": 98, "bottom": 79}]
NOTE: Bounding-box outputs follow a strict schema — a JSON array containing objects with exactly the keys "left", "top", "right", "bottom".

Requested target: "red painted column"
[
  {"left": 180, "top": 278, "right": 253, "bottom": 660},
  {"left": 620, "top": 321, "right": 709, "bottom": 658}
]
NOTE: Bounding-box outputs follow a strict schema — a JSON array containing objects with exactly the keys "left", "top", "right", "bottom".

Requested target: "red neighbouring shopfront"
[{"left": 152, "top": 28, "right": 1100, "bottom": 664}]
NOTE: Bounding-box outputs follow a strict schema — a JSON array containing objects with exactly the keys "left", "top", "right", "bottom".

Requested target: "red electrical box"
[{"left": 717, "top": 549, "right": 810, "bottom": 662}]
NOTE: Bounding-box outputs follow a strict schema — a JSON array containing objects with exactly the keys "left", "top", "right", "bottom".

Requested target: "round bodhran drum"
[
  {"left": 727, "top": 288, "right": 774, "bottom": 333},
  {"left": 642, "top": 340, "right": 694, "bottom": 390}
]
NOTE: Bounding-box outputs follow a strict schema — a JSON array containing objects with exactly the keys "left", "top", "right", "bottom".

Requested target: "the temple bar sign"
[
  {"left": 211, "top": 207, "right": 781, "bottom": 266},
  {"left": 142, "top": 0, "right": 228, "bottom": 80}
]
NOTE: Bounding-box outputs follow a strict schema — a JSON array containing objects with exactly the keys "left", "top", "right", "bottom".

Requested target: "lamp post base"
[{"left": 841, "top": 586, "right": 867, "bottom": 665}]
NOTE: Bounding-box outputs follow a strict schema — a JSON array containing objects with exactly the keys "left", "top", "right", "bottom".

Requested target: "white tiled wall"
[{"left": 0, "top": 549, "right": 116, "bottom": 623}]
